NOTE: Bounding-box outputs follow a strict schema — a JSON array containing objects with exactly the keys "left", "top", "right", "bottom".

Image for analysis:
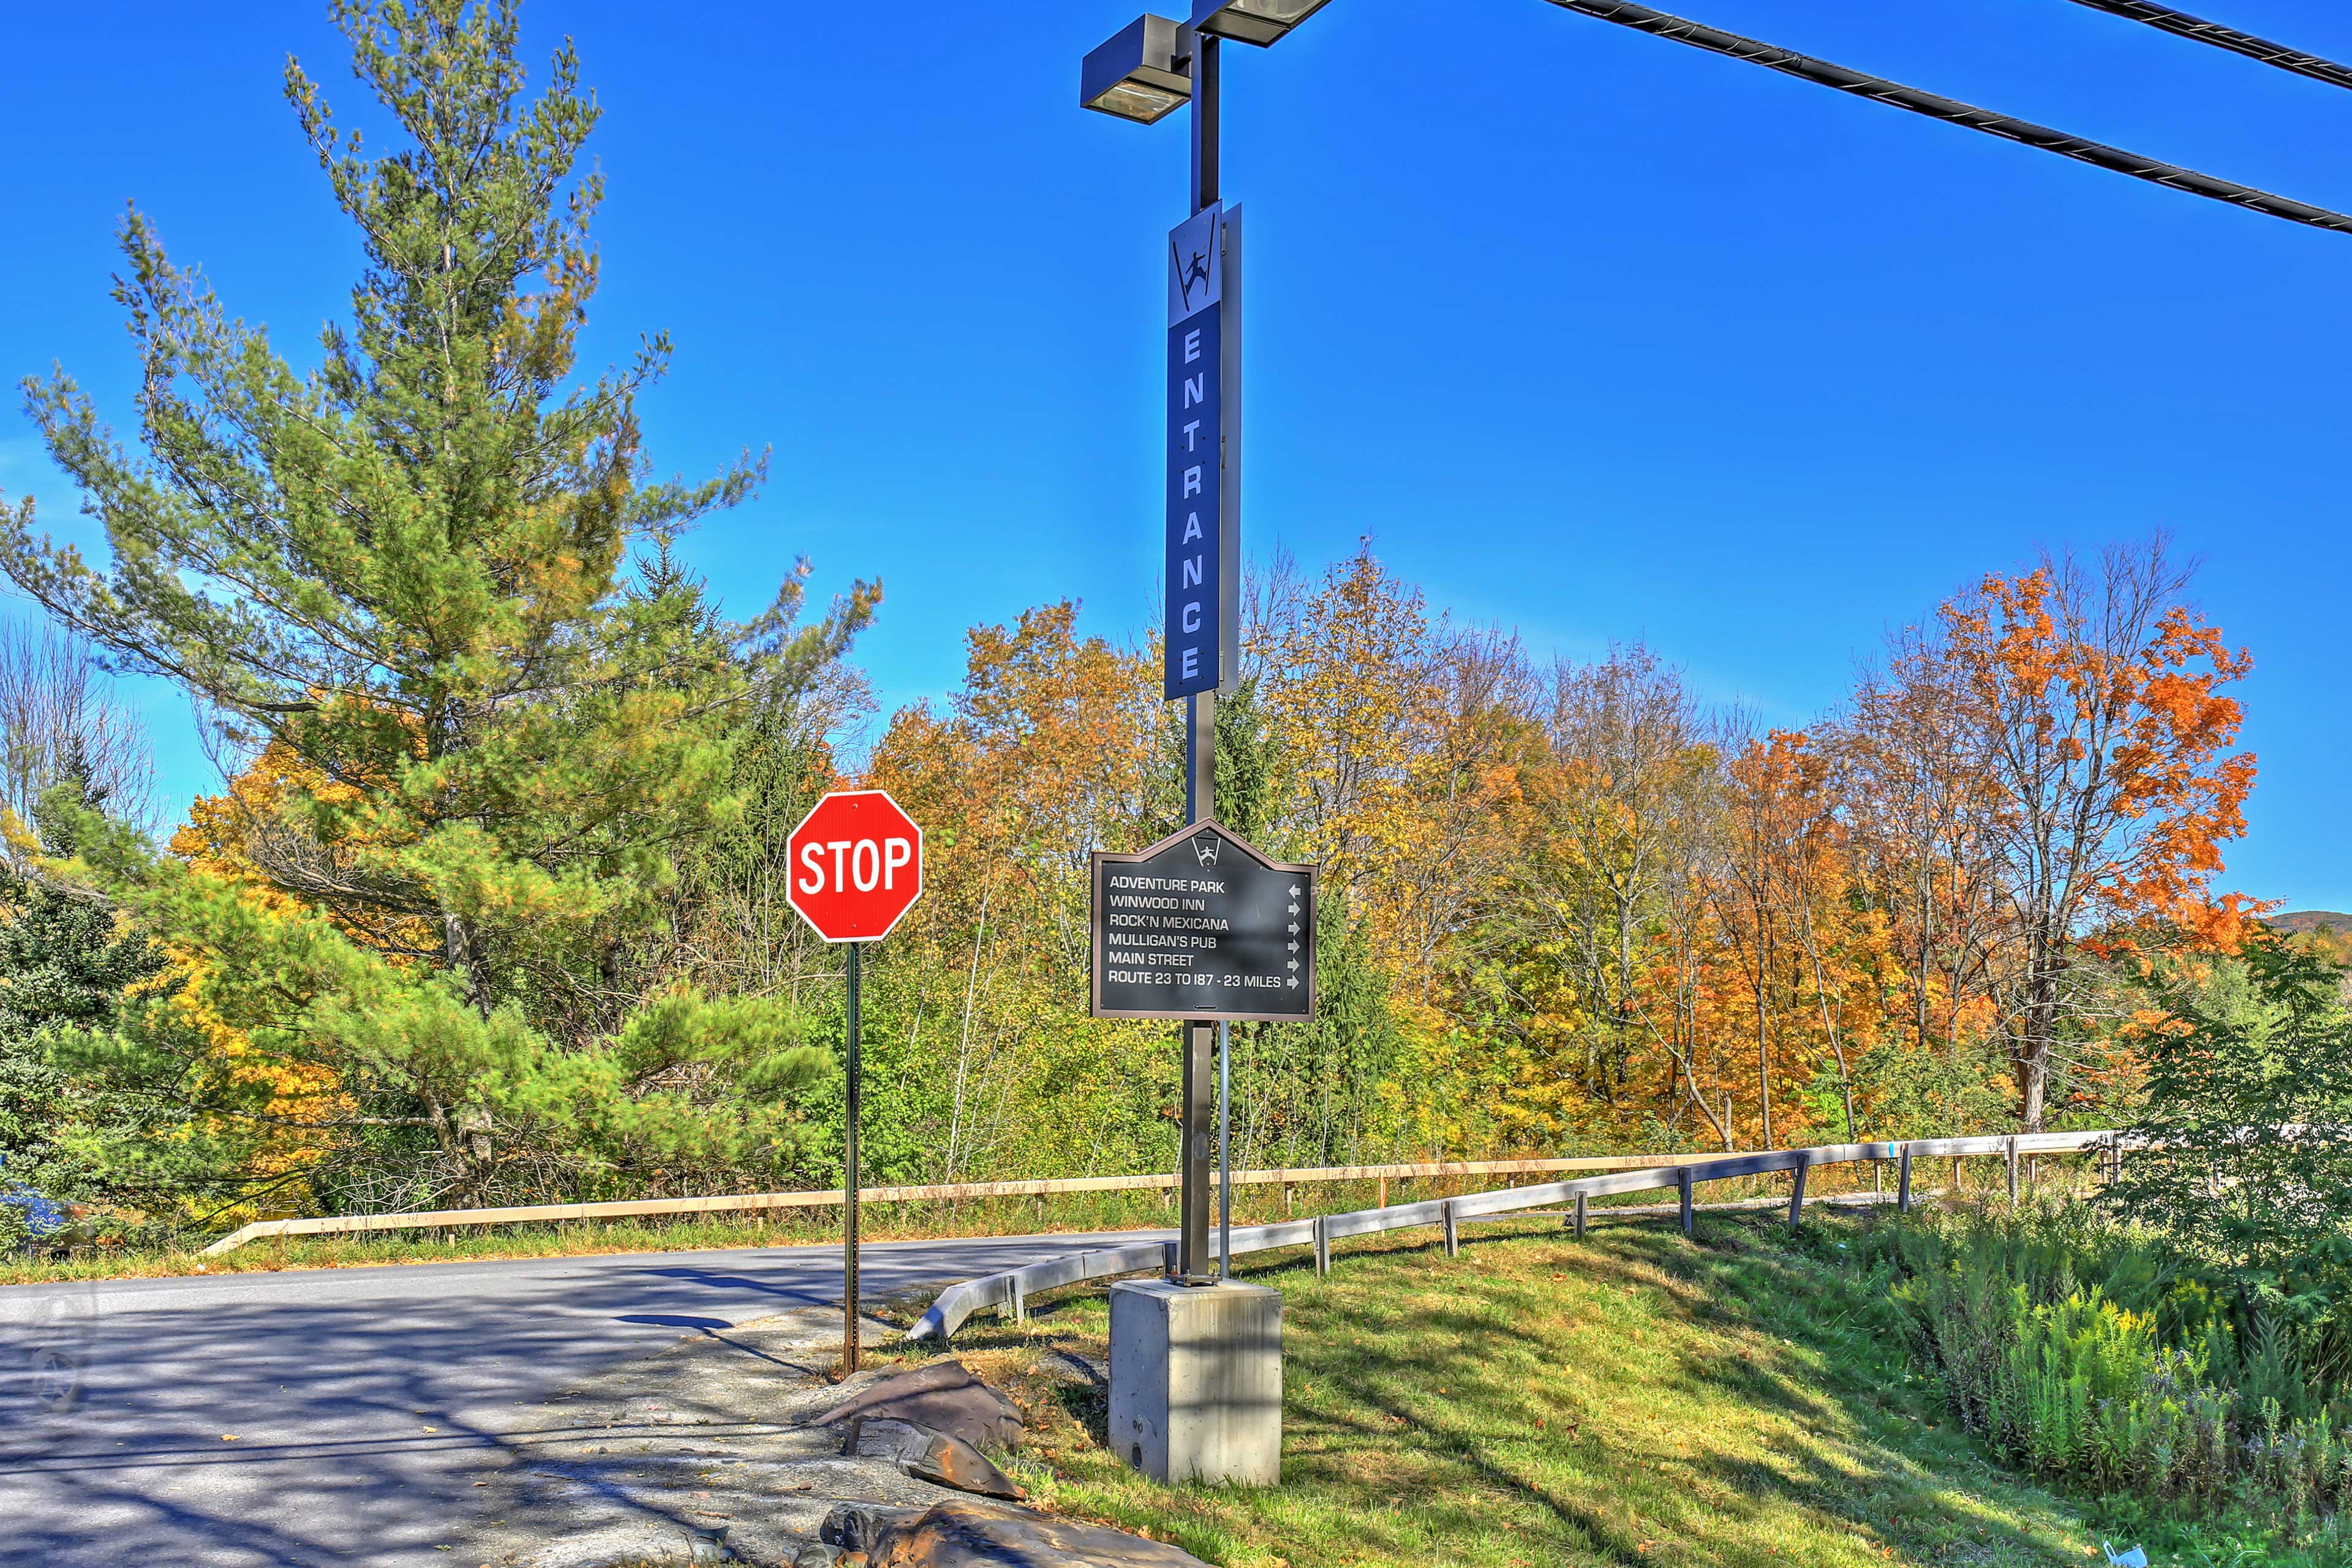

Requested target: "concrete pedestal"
[{"left": 1107, "top": 1279, "right": 1281, "bottom": 1486}]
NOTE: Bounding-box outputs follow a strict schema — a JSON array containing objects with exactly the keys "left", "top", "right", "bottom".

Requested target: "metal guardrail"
[
  {"left": 903, "top": 1130, "right": 2118, "bottom": 1341},
  {"left": 195, "top": 1153, "right": 1739, "bottom": 1257}
]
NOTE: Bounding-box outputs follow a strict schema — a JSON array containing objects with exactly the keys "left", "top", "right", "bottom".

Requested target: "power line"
[
  {"left": 2059, "top": 0, "right": 2352, "bottom": 93},
  {"left": 1539, "top": 0, "right": 2352, "bottom": 238}
]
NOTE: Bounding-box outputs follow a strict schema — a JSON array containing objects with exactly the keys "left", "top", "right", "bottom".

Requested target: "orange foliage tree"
[{"left": 1940, "top": 541, "right": 2256, "bottom": 1128}]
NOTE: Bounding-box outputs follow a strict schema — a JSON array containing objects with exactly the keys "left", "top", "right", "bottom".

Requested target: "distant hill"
[{"left": 2271, "top": 911, "right": 2352, "bottom": 936}]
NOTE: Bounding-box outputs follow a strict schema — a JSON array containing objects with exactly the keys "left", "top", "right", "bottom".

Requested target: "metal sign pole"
[
  {"left": 1174, "top": 28, "right": 1221, "bottom": 1288},
  {"left": 1217, "top": 1020, "right": 1232, "bottom": 1278},
  {"left": 844, "top": 940, "right": 862, "bottom": 1373}
]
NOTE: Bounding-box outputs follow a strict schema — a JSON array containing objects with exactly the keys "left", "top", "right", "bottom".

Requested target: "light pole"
[{"left": 1082, "top": 1, "right": 1329, "bottom": 1288}]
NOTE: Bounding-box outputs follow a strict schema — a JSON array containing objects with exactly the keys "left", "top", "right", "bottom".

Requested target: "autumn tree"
[
  {"left": 0, "top": 623, "right": 153, "bottom": 837},
  {"left": 862, "top": 600, "right": 1176, "bottom": 1184},
  {"left": 1942, "top": 541, "right": 2255, "bottom": 1129},
  {"left": 1528, "top": 649, "right": 1711, "bottom": 1117},
  {"left": 0, "top": 0, "right": 866, "bottom": 1208},
  {"left": 1711, "top": 728, "right": 1809, "bottom": 1147},
  {"left": 1251, "top": 547, "right": 1526, "bottom": 1161},
  {"left": 1839, "top": 626, "right": 2006, "bottom": 1062}
]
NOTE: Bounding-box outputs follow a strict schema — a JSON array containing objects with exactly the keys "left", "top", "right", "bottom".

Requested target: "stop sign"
[{"left": 785, "top": 789, "right": 925, "bottom": 943}]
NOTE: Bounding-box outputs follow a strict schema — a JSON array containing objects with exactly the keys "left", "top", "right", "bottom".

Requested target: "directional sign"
[
  {"left": 784, "top": 789, "right": 924, "bottom": 943},
  {"left": 1090, "top": 820, "right": 1317, "bottom": 1023}
]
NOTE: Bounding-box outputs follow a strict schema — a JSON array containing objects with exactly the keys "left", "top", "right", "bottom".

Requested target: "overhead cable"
[
  {"left": 2060, "top": 0, "right": 2352, "bottom": 93},
  {"left": 1539, "top": 0, "right": 2352, "bottom": 238}
]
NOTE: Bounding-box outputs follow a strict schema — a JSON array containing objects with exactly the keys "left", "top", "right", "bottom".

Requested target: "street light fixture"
[
  {"left": 1080, "top": 15, "right": 1195, "bottom": 123},
  {"left": 1190, "top": 0, "right": 1333, "bottom": 47}
]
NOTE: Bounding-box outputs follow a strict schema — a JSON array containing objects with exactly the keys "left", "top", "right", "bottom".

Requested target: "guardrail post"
[
  {"left": 1678, "top": 1167, "right": 1694, "bottom": 1237},
  {"left": 1897, "top": 1147, "right": 1912, "bottom": 1213},
  {"left": 1313, "top": 1215, "right": 1331, "bottom": 1276},
  {"left": 2005, "top": 1137, "right": 2019, "bottom": 1205},
  {"left": 1009, "top": 1276, "right": 1027, "bottom": 1325},
  {"left": 1572, "top": 1192, "right": 1588, "bottom": 1239},
  {"left": 1442, "top": 1200, "right": 1460, "bottom": 1257},
  {"left": 2109, "top": 1137, "right": 2123, "bottom": 1186},
  {"left": 1787, "top": 1159, "right": 1809, "bottom": 1232}
]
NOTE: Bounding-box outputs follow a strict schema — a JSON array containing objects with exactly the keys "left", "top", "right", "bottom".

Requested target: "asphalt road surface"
[{"left": 0, "top": 1231, "right": 1157, "bottom": 1567}]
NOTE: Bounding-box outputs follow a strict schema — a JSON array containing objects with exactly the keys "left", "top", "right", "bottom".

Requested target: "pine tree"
[
  {"left": 0, "top": 779, "right": 176, "bottom": 1211},
  {"left": 0, "top": 0, "right": 865, "bottom": 1208}
]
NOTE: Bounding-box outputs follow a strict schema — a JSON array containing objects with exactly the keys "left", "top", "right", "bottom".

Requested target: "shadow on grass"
[
  {"left": 1594, "top": 1218, "right": 2081, "bottom": 1564},
  {"left": 934, "top": 1213, "right": 2091, "bottom": 1566},
  {"left": 1264, "top": 1215, "right": 2076, "bottom": 1564}
]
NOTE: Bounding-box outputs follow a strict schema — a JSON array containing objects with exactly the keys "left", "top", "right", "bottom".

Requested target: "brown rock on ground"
[
  {"left": 830, "top": 1501, "right": 1211, "bottom": 1568},
  {"left": 810, "top": 1361, "right": 1025, "bottom": 1453},
  {"left": 839, "top": 1417, "right": 1025, "bottom": 1501}
]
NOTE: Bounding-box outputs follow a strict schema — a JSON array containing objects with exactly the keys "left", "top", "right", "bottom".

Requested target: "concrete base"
[{"left": 1107, "top": 1280, "right": 1282, "bottom": 1486}]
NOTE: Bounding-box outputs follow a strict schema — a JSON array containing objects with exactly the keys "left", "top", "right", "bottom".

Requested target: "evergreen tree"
[
  {"left": 0, "top": 778, "right": 183, "bottom": 1212},
  {"left": 2107, "top": 935, "right": 2352, "bottom": 1290},
  {"left": 0, "top": 853, "right": 77, "bottom": 1199},
  {"left": 0, "top": 0, "right": 865, "bottom": 1209}
]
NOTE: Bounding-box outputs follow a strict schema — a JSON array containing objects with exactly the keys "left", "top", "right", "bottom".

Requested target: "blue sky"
[{"left": 2, "top": 1, "right": 2348, "bottom": 908}]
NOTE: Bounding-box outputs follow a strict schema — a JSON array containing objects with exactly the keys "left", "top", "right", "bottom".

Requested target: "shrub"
[{"left": 1852, "top": 1201, "right": 2352, "bottom": 1539}]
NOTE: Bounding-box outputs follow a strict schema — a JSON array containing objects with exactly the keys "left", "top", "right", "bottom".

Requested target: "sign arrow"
[
  {"left": 1287, "top": 940, "right": 1298, "bottom": 952},
  {"left": 1287, "top": 976, "right": 1298, "bottom": 987},
  {"left": 1287, "top": 922, "right": 1298, "bottom": 934},
  {"left": 1287, "top": 884, "right": 1300, "bottom": 896},
  {"left": 1287, "top": 958, "right": 1298, "bottom": 971},
  {"left": 1287, "top": 903, "right": 1299, "bottom": 916}
]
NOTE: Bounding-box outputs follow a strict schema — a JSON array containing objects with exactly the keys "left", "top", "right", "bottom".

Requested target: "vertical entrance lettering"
[{"left": 1165, "top": 202, "right": 1223, "bottom": 699}]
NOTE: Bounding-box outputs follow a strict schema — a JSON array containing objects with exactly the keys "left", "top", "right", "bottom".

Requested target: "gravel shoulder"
[{"left": 454, "top": 1308, "right": 967, "bottom": 1568}]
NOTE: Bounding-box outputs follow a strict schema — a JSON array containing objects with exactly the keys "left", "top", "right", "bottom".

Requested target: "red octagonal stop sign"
[{"left": 785, "top": 789, "right": 924, "bottom": 943}]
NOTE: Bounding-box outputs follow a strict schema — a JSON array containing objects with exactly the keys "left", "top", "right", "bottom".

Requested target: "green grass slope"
[{"left": 905, "top": 1215, "right": 2109, "bottom": 1568}]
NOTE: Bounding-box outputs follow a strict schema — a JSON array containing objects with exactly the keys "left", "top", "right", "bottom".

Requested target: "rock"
[
  {"left": 791, "top": 1545, "right": 841, "bottom": 1568},
  {"left": 900, "top": 1434, "right": 1024, "bottom": 1502},
  {"left": 810, "top": 1361, "right": 1024, "bottom": 1452},
  {"left": 862, "top": 1502, "right": 1210, "bottom": 1568},
  {"left": 839, "top": 1417, "right": 1025, "bottom": 1501},
  {"left": 840, "top": 1417, "right": 938, "bottom": 1466},
  {"left": 820, "top": 1504, "right": 914, "bottom": 1554}
]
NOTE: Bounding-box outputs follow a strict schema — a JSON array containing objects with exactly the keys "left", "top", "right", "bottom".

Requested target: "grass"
[{"left": 872, "top": 1212, "right": 2113, "bottom": 1568}]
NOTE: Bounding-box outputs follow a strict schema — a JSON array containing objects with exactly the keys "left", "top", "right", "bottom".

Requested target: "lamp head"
[
  {"left": 1081, "top": 15, "right": 1195, "bottom": 124},
  {"left": 1190, "top": 0, "right": 1335, "bottom": 46}
]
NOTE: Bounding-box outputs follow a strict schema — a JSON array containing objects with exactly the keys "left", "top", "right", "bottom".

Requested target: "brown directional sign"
[{"left": 1090, "top": 820, "right": 1317, "bottom": 1023}]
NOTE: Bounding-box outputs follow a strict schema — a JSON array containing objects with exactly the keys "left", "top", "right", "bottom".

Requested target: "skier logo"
[
  {"left": 1178, "top": 246, "right": 1212, "bottom": 301},
  {"left": 1191, "top": 831, "right": 1221, "bottom": 868},
  {"left": 1168, "top": 206, "right": 1221, "bottom": 319}
]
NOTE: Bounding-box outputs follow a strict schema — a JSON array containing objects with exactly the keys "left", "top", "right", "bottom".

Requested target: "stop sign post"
[{"left": 785, "top": 790, "right": 924, "bottom": 1374}]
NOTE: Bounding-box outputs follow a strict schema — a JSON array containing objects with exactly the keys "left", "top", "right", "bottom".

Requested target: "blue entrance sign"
[{"left": 1165, "top": 203, "right": 1224, "bottom": 700}]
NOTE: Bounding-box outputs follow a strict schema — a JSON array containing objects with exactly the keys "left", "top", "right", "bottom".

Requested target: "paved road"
[{"left": 0, "top": 1231, "right": 1156, "bottom": 1567}]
